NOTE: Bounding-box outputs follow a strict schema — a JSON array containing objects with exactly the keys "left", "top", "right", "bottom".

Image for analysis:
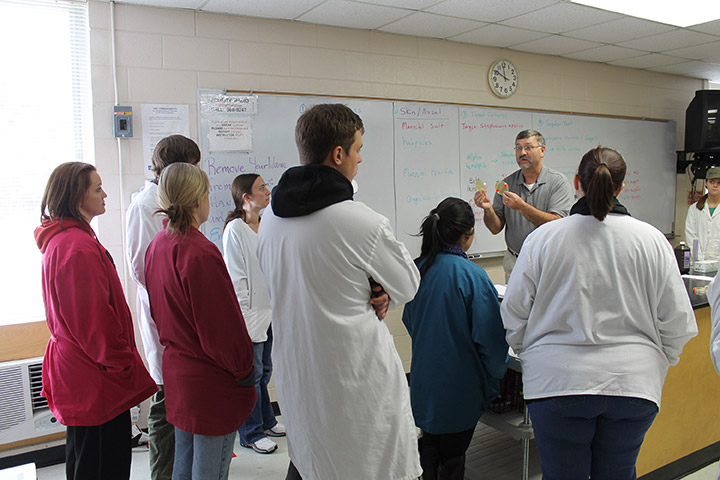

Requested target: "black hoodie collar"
[
  {"left": 570, "top": 196, "right": 630, "bottom": 216},
  {"left": 271, "top": 164, "right": 354, "bottom": 218}
]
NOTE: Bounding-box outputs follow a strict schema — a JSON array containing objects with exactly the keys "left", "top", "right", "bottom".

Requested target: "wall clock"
[{"left": 488, "top": 59, "right": 518, "bottom": 98}]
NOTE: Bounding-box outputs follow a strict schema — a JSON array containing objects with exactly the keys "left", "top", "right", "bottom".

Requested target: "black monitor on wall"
[{"left": 685, "top": 90, "right": 720, "bottom": 152}]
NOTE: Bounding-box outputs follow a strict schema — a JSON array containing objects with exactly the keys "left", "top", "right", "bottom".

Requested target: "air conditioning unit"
[{"left": 0, "top": 356, "right": 65, "bottom": 446}]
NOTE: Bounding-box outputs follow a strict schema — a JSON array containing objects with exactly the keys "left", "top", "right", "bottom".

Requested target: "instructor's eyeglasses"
[{"left": 514, "top": 145, "right": 542, "bottom": 152}]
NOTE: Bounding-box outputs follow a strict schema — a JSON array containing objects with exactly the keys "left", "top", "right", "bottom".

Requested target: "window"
[{"left": 0, "top": 0, "right": 93, "bottom": 326}]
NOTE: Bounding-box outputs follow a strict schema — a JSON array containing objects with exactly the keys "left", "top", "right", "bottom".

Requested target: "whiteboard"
[
  {"left": 198, "top": 90, "right": 394, "bottom": 251},
  {"left": 198, "top": 90, "right": 677, "bottom": 259},
  {"left": 394, "top": 102, "right": 460, "bottom": 256}
]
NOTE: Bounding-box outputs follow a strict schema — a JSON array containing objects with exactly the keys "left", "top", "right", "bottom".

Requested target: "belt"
[{"left": 507, "top": 248, "right": 519, "bottom": 258}]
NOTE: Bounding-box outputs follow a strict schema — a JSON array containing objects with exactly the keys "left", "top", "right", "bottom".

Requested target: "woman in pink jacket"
[{"left": 34, "top": 162, "right": 156, "bottom": 480}]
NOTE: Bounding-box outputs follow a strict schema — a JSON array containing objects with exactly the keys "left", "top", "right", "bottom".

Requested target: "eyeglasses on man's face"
[{"left": 514, "top": 145, "right": 542, "bottom": 152}]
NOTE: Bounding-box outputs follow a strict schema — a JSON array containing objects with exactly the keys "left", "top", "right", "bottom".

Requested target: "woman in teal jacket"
[{"left": 402, "top": 197, "right": 509, "bottom": 480}]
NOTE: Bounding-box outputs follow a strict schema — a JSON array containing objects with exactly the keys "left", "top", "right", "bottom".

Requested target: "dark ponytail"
[
  {"left": 415, "top": 197, "right": 475, "bottom": 277},
  {"left": 578, "top": 147, "right": 626, "bottom": 221},
  {"left": 224, "top": 173, "right": 260, "bottom": 228},
  {"left": 696, "top": 193, "right": 708, "bottom": 210}
]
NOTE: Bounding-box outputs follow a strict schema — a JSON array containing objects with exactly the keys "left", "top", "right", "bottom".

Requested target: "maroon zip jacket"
[
  {"left": 145, "top": 225, "right": 255, "bottom": 436},
  {"left": 34, "top": 218, "right": 156, "bottom": 426}
]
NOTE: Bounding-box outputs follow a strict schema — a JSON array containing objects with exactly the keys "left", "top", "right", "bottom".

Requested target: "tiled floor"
[
  {"left": 685, "top": 461, "right": 720, "bottom": 480},
  {"left": 27, "top": 420, "right": 720, "bottom": 479}
]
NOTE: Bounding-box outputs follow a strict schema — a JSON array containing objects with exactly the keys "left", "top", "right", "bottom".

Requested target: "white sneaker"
[
  {"left": 241, "top": 437, "right": 278, "bottom": 454},
  {"left": 265, "top": 423, "right": 286, "bottom": 437}
]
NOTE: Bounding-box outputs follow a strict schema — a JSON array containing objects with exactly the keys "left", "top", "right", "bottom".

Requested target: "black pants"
[
  {"left": 286, "top": 461, "right": 303, "bottom": 480},
  {"left": 419, "top": 426, "right": 475, "bottom": 480},
  {"left": 66, "top": 410, "right": 132, "bottom": 480}
]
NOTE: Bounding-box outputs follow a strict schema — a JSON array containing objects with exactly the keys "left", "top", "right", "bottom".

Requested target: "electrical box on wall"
[{"left": 114, "top": 106, "right": 133, "bottom": 138}]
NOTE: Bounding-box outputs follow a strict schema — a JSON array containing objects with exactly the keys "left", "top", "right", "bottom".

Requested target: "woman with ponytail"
[
  {"left": 685, "top": 167, "right": 720, "bottom": 260},
  {"left": 501, "top": 147, "right": 697, "bottom": 480},
  {"left": 401, "top": 197, "right": 509, "bottom": 480},
  {"left": 222, "top": 174, "right": 285, "bottom": 455},
  {"left": 144, "top": 163, "right": 256, "bottom": 480}
]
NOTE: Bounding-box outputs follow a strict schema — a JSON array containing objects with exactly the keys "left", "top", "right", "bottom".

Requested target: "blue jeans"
[
  {"left": 237, "top": 327, "right": 277, "bottom": 444},
  {"left": 172, "top": 427, "right": 235, "bottom": 480},
  {"left": 527, "top": 395, "right": 658, "bottom": 480}
]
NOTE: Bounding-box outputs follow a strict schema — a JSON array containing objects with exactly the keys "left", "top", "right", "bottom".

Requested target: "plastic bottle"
[{"left": 674, "top": 241, "right": 691, "bottom": 274}]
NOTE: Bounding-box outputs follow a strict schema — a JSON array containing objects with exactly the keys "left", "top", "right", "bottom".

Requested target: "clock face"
[{"left": 489, "top": 60, "right": 518, "bottom": 98}]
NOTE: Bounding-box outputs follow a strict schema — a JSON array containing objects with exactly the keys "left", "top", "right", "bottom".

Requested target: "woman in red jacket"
[
  {"left": 34, "top": 162, "right": 156, "bottom": 480},
  {"left": 144, "top": 163, "right": 256, "bottom": 480}
]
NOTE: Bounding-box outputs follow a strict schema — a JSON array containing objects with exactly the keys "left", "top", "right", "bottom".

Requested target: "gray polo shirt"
[{"left": 492, "top": 166, "right": 573, "bottom": 254}]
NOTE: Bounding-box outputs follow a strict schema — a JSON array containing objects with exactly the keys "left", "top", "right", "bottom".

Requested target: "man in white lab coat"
[
  {"left": 125, "top": 135, "right": 200, "bottom": 480},
  {"left": 257, "top": 104, "right": 422, "bottom": 480}
]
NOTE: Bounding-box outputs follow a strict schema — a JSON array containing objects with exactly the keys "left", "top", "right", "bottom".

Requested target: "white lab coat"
[
  {"left": 222, "top": 218, "right": 271, "bottom": 343},
  {"left": 685, "top": 201, "right": 720, "bottom": 260},
  {"left": 708, "top": 277, "right": 720, "bottom": 480},
  {"left": 125, "top": 181, "right": 164, "bottom": 384},
  {"left": 708, "top": 277, "right": 720, "bottom": 375},
  {"left": 502, "top": 212, "right": 697, "bottom": 407},
  {"left": 257, "top": 200, "right": 421, "bottom": 480}
]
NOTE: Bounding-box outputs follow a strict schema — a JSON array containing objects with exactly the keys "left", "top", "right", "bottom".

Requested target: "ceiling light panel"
[{"left": 570, "top": 0, "right": 720, "bottom": 27}]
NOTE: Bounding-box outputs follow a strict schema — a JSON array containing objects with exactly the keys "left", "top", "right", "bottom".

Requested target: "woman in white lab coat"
[
  {"left": 501, "top": 147, "right": 697, "bottom": 480},
  {"left": 223, "top": 174, "right": 285, "bottom": 455},
  {"left": 686, "top": 166, "right": 720, "bottom": 261}
]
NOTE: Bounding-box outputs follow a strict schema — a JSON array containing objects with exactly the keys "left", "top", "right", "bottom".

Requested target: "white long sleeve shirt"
[
  {"left": 686, "top": 201, "right": 720, "bottom": 260},
  {"left": 707, "top": 277, "right": 720, "bottom": 375},
  {"left": 222, "top": 218, "right": 272, "bottom": 343},
  {"left": 501, "top": 212, "right": 697, "bottom": 407},
  {"left": 125, "top": 181, "right": 164, "bottom": 384}
]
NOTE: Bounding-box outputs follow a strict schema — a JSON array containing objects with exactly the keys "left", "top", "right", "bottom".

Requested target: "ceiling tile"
[
  {"left": 563, "top": 45, "right": 646, "bottom": 62},
  {"left": 689, "top": 18, "right": 720, "bottom": 36},
  {"left": 500, "top": 3, "right": 621, "bottom": 34},
  {"left": 450, "top": 24, "right": 548, "bottom": 48},
  {"left": 424, "top": 0, "right": 557, "bottom": 23},
  {"left": 648, "top": 60, "right": 712, "bottom": 74},
  {"left": 356, "top": 0, "right": 439, "bottom": 8},
  {"left": 297, "top": 0, "right": 410, "bottom": 29},
  {"left": 618, "top": 29, "right": 718, "bottom": 52},
  {"left": 691, "top": 65, "right": 720, "bottom": 80},
  {"left": 564, "top": 17, "right": 675, "bottom": 43},
  {"left": 607, "top": 53, "right": 688, "bottom": 69},
  {"left": 119, "top": 0, "right": 206, "bottom": 8},
  {"left": 666, "top": 41, "right": 720, "bottom": 60},
  {"left": 510, "top": 35, "right": 602, "bottom": 56},
  {"left": 202, "top": 0, "right": 323, "bottom": 19},
  {"left": 378, "top": 12, "right": 486, "bottom": 39}
]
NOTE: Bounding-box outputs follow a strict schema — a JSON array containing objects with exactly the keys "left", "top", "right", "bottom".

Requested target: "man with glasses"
[{"left": 474, "top": 129, "right": 573, "bottom": 282}]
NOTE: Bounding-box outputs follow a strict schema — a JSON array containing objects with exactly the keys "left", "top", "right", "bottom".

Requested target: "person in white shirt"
[
  {"left": 222, "top": 173, "right": 285, "bottom": 455},
  {"left": 686, "top": 167, "right": 720, "bottom": 261},
  {"left": 501, "top": 146, "right": 697, "bottom": 480},
  {"left": 707, "top": 277, "right": 720, "bottom": 480},
  {"left": 257, "top": 104, "right": 421, "bottom": 480},
  {"left": 125, "top": 135, "right": 200, "bottom": 480}
]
